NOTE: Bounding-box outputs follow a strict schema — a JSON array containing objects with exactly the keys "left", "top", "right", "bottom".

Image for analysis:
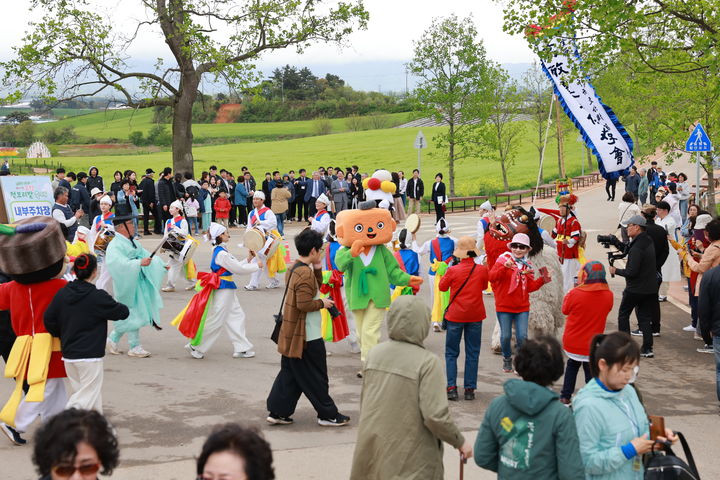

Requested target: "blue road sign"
[{"left": 686, "top": 124, "right": 713, "bottom": 152}]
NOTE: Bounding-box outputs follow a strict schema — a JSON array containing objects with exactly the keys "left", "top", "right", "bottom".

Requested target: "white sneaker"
[
  {"left": 349, "top": 341, "right": 361, "bottom": 354},
  {"left": 161, "top": 286, "right": 175, "bottom": 293},
  {"left": 266, "top": 280, "right": 281, "bottom": 289},
  {"left": 244, "top": 285, "right": 258, "bottom": 291},
  {"left": 106, "top": 338, "right": 122, "bottom": 355},
  {"left": 683, "top": 325, "right": 697, "bottom": 332},
  {"left": 127, "top": 346, "right": 151, "bottom": 358},
  {"left": 184, "top": 284, "right": 196, "bottom": 291},
  {"left": 233, "top": 350, "right": 255, "bottom": 358},
  {"left": 432, "top": 322, "right": 442, "bottom": 332},
  {"left": 658, "top": 295, "right": 667, "bottom": 302},
  {"left": 184, "top": 343, "right": 204, "bottom": 359}
]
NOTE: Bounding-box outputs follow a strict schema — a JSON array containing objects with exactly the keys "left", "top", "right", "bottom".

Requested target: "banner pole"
[{"left": 534, "top": 94, "right": 555, "bottom": 203}]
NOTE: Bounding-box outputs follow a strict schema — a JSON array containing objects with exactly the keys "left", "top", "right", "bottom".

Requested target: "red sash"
[
  {"left": 176, "top": 268, "right": 226, "bottom": 339},
  {"left": 431, "top": 238, "right": 451, "bottom": 264},
  {"left": 250, "top": 207, "right": 270, "bottom": 226}
]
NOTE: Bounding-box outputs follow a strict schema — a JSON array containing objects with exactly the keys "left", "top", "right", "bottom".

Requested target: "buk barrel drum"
[
  {"left": 161, "top": 231, "right": 198, "bottom": 264},
  {"left": 243, "top": 228, "right": 281, "bottom": 258},
  {"left": 405, "top": 213, "right": 421, "bottom": 234},
  {"left": 538, "top": 214, "right": 556, "bottom": 233},
  {"left": 93, "top": 230, "right": 115, "bottom": 256}
]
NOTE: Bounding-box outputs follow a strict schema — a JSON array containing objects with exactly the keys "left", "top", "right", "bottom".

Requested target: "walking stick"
[{"left": 459, "top": 452, "right": 466, "bottom": 480}]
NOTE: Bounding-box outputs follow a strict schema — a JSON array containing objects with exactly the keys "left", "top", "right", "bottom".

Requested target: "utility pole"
[{"left": 554, "top": 94, "right": 566, "bottom": 178}]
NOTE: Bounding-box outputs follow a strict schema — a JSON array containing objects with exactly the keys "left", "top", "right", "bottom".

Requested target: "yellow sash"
[
  {"left": 0, "top": 333, "right": 59, "bottom": 427},
  {"left": 266, "top": 229, "right": 287, "bottom": 278}
]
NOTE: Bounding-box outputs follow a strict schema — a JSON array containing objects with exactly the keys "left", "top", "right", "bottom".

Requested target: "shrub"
[
  {"left": 129, "top": 131, "right": 146, "bottom": 146},
  {"left": 345, "top": 114, "right": 365, "bottom": 131},
  {"left": 365, "top": 113, "right": 389, "bottom": 130},
  {"left": 312, "top": 117, "right": 333, "bottom": 136},
  {"left": 147, "top": 124, "right": 172, "bottom": 146}
]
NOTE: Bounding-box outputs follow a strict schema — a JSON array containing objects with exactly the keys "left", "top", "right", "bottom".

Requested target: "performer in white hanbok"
[
  {"left": 88, "top": 195, "right": 115, "bottom": 291},
  {"left": 244, "top": 191, "right": 287, "bottom": 290},
  {"left": 310, "top": 194, "right": 332, "bottom": 237},
  {"left": 173, "top": 223, "right": 259, "bottom": 359},
  {"left": 162, "top": 200, "right": 194, "bottom": 292},
  {"left": 656, "top": 200, "right": 681, "bottom": 301}
]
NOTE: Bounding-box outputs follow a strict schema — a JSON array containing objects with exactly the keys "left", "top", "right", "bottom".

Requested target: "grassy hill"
[
  {"left": 0, "top": 107, "right": 97, "bottom": 118},
  {"left": 53, "top": 121, "right": 592, "bottom": 196},
  {"left": 36, "top": 109, "right": 412, "bottom": 142}
]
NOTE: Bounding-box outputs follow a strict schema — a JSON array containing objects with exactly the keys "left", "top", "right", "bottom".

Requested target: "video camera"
[{"left": 597, "top": 234, "right": 628, "bottom": 277}]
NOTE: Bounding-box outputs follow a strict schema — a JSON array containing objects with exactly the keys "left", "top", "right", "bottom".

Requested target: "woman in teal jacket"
[{"left": 573, "top": 332, "right": 676, "bottom": 479}]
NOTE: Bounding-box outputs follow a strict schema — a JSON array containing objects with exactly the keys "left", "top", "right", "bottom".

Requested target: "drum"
[
  {"left": 94, "top": 231, "right": 115, "bottom": 255},
  {"left": 405, "top": 213, "right": 421, "bottom": 234},
  {"left": 162, "top": 231, "right": 199, "bottom": 264},
  {"left": 538, "top": 214, "right": 555, "bottom": 233},
  {"left": 243, "top": 228, "right": 281, "bottom": 258}
]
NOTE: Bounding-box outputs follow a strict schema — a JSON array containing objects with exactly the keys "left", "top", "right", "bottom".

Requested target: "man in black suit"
[
  {"left": 157, "top": 167, "right": 175, "bottom": 224},
  {"left": 406, "top": 169, "right": 425, "bottom": 216},
  {"left": 139, "top": 168, "right": 159, "bottom": 235},
  {"left": 304, "top": 171, "right": 327, "bottom": 222},
  {"left": 431, "top": 173, "right": 447, "bottom": 222},
  {"left": 293, "top": 169, "right": 309, "bottom": 221}
]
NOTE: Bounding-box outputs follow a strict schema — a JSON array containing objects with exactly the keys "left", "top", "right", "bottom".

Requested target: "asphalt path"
[{"left": 2, "top": 162, "right": 719, "bottom": 479}]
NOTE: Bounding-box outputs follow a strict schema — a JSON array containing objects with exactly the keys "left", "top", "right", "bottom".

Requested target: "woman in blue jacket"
[
  {"left": 573, "top": 332, "right": 677, "bottom": 479},
  {"left": 234, "top": 181, "right": 248, "bottom": 226}
]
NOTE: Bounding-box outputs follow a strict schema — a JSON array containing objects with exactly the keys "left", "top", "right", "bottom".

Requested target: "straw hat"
[{"left": 453, "top": 236, "right": 480, "bottom": 259}]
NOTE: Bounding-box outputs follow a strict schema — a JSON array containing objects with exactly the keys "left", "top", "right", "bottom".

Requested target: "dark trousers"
[
  {"left": 307, "top": 198, "right": 318, "bottom": 221},
  {"left": 434, "top": 201, "right": 445, "bottom": 223},
  {"left": 618, "top": 290, "right": 656, "bottom": 352},
  {"left": 237, "top": 205, "right": 248, "bottom": 226},
  {"left": 155, "top": 205, "right": 168, "bottom": 233},
  {"left": 605, "top": 179, "right": 617, "bottom": 200},
  {"left": 651, "top": 274, "right": 662, "bottom": 334},
  {"left": 266, "top": 339, "right": 339, "bottom": 419},
  {"left": 561, "top": 358, "right": 592, "bottom": 400},
  {"left": 649, "top": 187, "right": 658, "bottom": 205},
  {"left": 229, "top": 202, "right": 237, "bottom": 226},
  {"left": 288, "top": 200, "right": 297, "bottom": 220},
  {"left": 142, "top": 202, "right": 157, "bottom": 234},
  {"left": 296, "top": 200, "right": 307, "bottom": 221}
]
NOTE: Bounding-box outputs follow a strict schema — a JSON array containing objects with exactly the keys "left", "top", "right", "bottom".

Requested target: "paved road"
[{"left": 2, "top": 165, "right": 719, "bottom": 479}]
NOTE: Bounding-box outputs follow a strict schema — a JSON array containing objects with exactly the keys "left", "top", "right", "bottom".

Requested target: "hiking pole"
[{"left": 460, "top": 452, "right": 466, "bottom": 480}]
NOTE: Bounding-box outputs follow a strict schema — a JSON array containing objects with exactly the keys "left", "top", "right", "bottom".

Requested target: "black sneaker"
[
  {"left": 0, "top": 423, "right": 26, "bottom": 445},
  {"left": 266, "top": 413, "right": 293, "bottom": 425},
  {"left": 447, "top": 387, "right": 459, "bottom": 401},
  {"left": 464, "top": 389, "right": 475, "bottom": 401},
  {"left": 640, "top": 350, "right": 654, "bottom": 358},
  {"left": 697, "top": 345, "right": 714, "bottom": 354},
  {"left": 318, "top": 413, "right": 350, "bottom": 427},
  {"left": 630, "top": 330, "right": 643, "bottom": 337}
]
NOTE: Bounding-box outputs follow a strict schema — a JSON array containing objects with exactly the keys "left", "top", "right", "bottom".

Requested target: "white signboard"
[{"left": 0, "top": 175, "right": 53, "bottom": 222}]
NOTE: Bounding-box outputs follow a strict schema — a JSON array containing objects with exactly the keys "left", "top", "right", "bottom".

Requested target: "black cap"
[{"left": 146, "top": 168, "right": 155, "bottom": 174}]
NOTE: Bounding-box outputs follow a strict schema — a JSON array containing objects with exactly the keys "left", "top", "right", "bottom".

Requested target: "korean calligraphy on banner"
[
  {"left": 540, "top": 40, "right": 634, "bottom": 180},
  {"left": 0, "top": 176, "right": 54, "bottom": 222}
]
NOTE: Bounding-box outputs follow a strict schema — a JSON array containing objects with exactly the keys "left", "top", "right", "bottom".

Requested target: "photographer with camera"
[{"left": 610, "top": 215, "right": 658, "bottom": 358}]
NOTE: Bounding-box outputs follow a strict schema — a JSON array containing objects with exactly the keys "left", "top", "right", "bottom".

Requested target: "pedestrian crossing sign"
[{"left": 686, "top": 124, "right": 712, "bottom": 152}]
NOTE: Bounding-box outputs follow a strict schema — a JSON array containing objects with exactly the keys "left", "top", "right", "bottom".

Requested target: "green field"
[
  {"left": 0, "top": 107, "right": 97, "bottom": 118},
  {"left": 50, "top": 121, "right": 592, "bottom": 196},
  {"left": 36, "top": 109, "right": 412, "bottom": 142}
]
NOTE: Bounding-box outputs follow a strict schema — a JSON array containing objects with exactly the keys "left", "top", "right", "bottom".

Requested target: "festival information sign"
[
  {"left": 0, "top": 176, "right": 53, "bottom": 222},
  {"left": 540, "top": 40, "right": 634, "bottom": 180}
]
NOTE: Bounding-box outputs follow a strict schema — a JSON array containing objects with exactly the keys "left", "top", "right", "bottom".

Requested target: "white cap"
[
  {"left": 253, "top": 191, "right": 266, "bottom": 200},
  {"left": 436, "top": 218, "right": 450, "bottom": 233},
  {"left": 695, "top": 214, "right": 713, "bottom": 230},
  {"left": 205, "top": 222, "right": 227, "bottom": 242},
  {"left": 316, "top": 193, "right": 330, "bottom": 206},
  {"left": 170, "top": 200, "right": 183, "bottom": 211},
  {"left": 99, "top": 195, "right": 112, "bottom": 205},
  {"left": 75, "top": 226, "right": 90, "bottom": 238},
  {"left": 90, "top": 187, "right": 102, "bottom": 196},
  {"left": 480, "top": 200, "right": 493, "bottom": 211}
]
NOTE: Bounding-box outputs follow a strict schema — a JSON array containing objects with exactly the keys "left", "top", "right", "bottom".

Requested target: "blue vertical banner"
[{"left": 540, "top": 39, "right": 634, "bottom": 180}]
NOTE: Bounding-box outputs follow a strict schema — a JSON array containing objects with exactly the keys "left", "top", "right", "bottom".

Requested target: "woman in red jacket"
[
  {"left": 439, "top": 236, "right": 489, "bottom": 401},
  {"left": 489, "top": 233, "right": 549, "bottom": 373},
  {"left": 559, "top": 260, "right": 614, "bottom": 404}
]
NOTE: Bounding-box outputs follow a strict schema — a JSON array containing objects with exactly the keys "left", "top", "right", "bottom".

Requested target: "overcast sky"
[{"left": 0, "top": 0, "right": 536, "bottom": 92}]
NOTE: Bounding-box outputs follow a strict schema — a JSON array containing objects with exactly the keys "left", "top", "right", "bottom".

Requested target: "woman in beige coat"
[{"left": 350, "top": 296, "right": 472, "bottom": 479}]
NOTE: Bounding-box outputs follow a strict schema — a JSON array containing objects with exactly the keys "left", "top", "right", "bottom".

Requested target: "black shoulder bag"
[
  {"left": 441, "top": 262, "right": 477, "bottom": 330},
  {"left": 645, "top": 431, "right": 700, "bottom": 480},
  {"left": 270, "top": 262, "right": 309, "bottom": 344}
]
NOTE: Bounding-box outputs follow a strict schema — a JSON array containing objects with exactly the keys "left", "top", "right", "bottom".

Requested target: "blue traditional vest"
[
  {"left": 165, "top": 216, "right": 184, "bottom": 232},
  {"left": 398, "top": 249, "right": 420, "bottom": 276},
  {"left": 249, "top": 207, "right": 270, "bottom": 227},
  {"left": 428, "top": 236, "right": 455, "bottom": 275},
  {"left": 323, "top": 240, "right": 341, "bottom": 271},
  {"left": 211, "top": 245, "right": 236, "bottom": 289},
  {"left": 92, "top": 212, "right": 115, "bottom": 232}
]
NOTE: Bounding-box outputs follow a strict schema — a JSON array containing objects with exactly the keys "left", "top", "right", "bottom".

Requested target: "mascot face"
[
  {"left": 335, "top": 208, "right": 396, "bottom": 248},
  {"left": 487, "top": 208, "right": 531, "bottom": 241}
]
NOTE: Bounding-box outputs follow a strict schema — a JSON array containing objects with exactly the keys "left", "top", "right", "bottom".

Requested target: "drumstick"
[{"left": 149, "top": 240, "right": 165, "bottom": 258}]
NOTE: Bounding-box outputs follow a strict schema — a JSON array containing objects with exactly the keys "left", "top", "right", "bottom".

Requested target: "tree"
[
  {"left": 476, "top": 68, "right": 524, "bottom": 191},
  {"left": 522, "top": 61, "right": 552, "bottom": 183},
  {"left": 498, "top": 0, "right": 720, "bottom": 211},
  {"left": 4, "top": 111, "right": 31, "bottom": 124},
  {"left": 407, "top": 14, "right": 495, "bottom": 195},
  {"left": 1, "top": 0, "right": 368, "bottom": 175},
  {"left": 15, "top": 121, "right": 36, "bottom": 147}
]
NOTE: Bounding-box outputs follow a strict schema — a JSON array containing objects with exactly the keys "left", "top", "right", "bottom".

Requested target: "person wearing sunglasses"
[
  {"left": 33, "top": 408, "right": 118, "bottom": 480},
  {"left": 489, "top": 233, "right": 550, "bottom": 373}
]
